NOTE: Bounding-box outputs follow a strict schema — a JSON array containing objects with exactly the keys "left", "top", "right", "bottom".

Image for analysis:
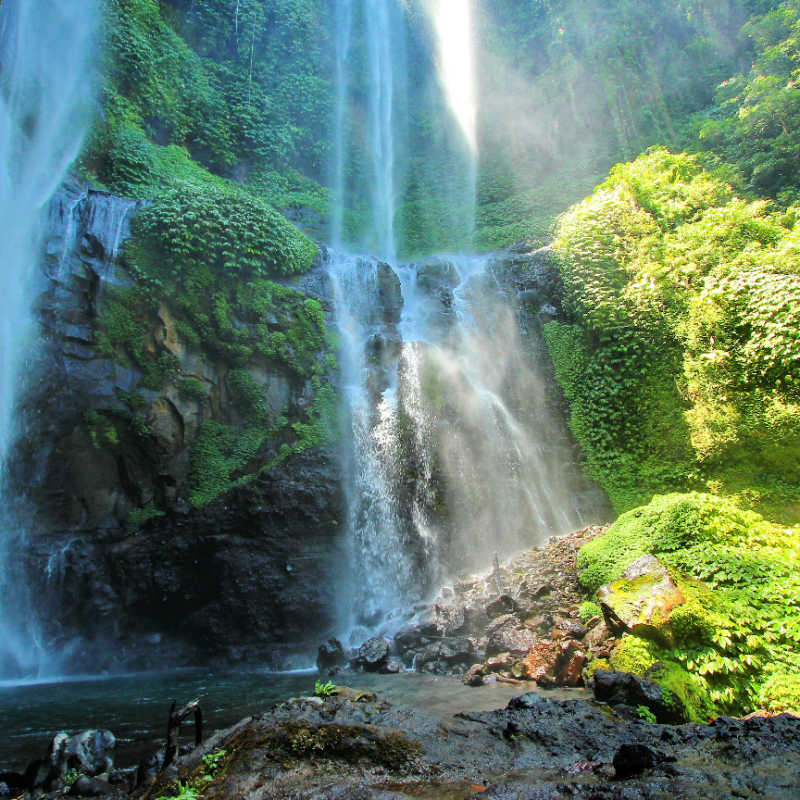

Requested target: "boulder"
[
  {"left": 485, "top": 652, "right": 515, "bottom": 672},
  {"left": 463, "top": 664, "right": 485, "bottom": 686},
  {"left": 519, "top": 639, "right": 585, "bottom": 687},
  {"left": 353, "top": 637, "right": 390, "bottom": 672},
  {"left": 597, "top": 555, "right": 685, "bottom": 645},
  {"left": 316, "top": 639, "right": 347, "bottom": 671},
  {"left": 379, "top": 658, "right": 404, "bottom": 674},
  {"left": 62, "top": 730, "right": 116, "bottom": 776},
  {"left": 593, "top": 670, "right": 686, "bottom": 724},
  {"left": 485, "top": 595, "right": 518, "bottom": 619},
  {"left": 27, "top": 729, "right": 115, "bottom": 791},
  {"left": 486, "top": 615, "right": 537, "bottom": 656}
]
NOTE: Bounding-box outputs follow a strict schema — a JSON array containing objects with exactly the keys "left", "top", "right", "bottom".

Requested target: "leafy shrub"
[
  {"left": 549, "top": 148, "right": 800, "bottom": 519},
  {"left": 579, "top": 493, "right": 800, "bottom": 716}
]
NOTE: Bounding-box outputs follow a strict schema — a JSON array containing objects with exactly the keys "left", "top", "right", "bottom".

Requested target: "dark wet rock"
[
  {"left": 69, "top": 775, "right": 114, "bottom": 796},
  {"left": 24, "top": 729, "right": 115, "bottom": 792},
  {"left": 317, "top": 638, "right": 347, "bottom": 671},
  {"left": 375, "top": 262, "right": 403, "bottom": 324},
  {"left": 486, "top": 595, "right": 518, "bottom": 619},
  {"left": 463, "top": 664, "right": 485, "bottom": 686},
  {"left": 613, "top": 743, "right": 658, "bottom": 778},
  {"left": 594, "top": 670, "right": 686, "bottom": 724},
  {"left": 354, "top": 637, "right": 390, "bottom": 671},
  {"left": 415, "top": 257, "right": 461, "bottom": 292},
  {"left": 4, "top": 182, "right": 347, "bottom": 674},
  {"left": 134, "top": 689, "right": 800, "bottom": 800}
]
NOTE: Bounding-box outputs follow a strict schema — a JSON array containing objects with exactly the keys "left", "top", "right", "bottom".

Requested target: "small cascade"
[
  {"left": 0, "top": 0, "right": 97, "bottom": 679},
  {"left": 327, "top": 253, "right": 420, "bottom": 637},
  {"left": 327, "top": 250, "right": 597, "bottom": 640}
]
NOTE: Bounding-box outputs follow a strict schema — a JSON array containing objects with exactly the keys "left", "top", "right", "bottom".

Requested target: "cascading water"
[
  {"left": 0, "top": 0, "right": 97, "bottom": 678},
  {"left": 327, "top": 0, "right": 603, "bottom": 643}
]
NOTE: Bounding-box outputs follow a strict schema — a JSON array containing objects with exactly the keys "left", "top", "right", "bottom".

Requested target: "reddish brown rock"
[
  {"left": 521, "top": 640, "right": 557, "bottom": 682},
  {"left": 556, "top": 640, "right": 587, "bottom": 686}
]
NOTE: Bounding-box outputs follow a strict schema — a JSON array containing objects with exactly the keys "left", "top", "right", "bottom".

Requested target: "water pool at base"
[{"left": 0, "top": 669, "right": 589, "bottom": 770}]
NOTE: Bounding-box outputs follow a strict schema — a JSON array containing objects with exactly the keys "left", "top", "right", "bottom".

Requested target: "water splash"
[
  {"left": 0, "top": 0, "right": 97, "bottom": 679},
  {"left": 327, "top": 250, "right": 602, "bottom": 639}
]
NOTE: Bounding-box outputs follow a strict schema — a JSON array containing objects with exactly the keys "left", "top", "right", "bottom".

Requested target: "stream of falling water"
[
  {"left": 0, "top": 0, "right": 96, "bottom": 678},
  {"left": 329, "top": 251, "right": 595, "bottom": 642},
  {"left": 326, "top": 0, "right": 600, "bottom": 643}
]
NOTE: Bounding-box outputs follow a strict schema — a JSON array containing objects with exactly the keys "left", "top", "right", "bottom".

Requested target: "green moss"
[
  {"left": 129, "top": 503, "right": 166, "bottom": 526},
  {"left": 581, "top": 492, "right": 800, "bottom": 717},
  {"left": 178, "top": 378, "right": 209, "bottom": 401},
  {"left": 609, "top": 634, "right": 660, "bottom": 676},
  {"left": 578, "top": 601, "right": 602, "bottom": 623}
]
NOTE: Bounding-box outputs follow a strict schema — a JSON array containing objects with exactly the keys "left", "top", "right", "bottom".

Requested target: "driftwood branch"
[{"left": 163, "top": 698, "right": 203, "bottom": 767}]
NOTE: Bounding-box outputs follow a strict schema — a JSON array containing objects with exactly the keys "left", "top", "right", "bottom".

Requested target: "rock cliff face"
[{"left": 6, "top": 182, "right": 345, "bottom": 671}]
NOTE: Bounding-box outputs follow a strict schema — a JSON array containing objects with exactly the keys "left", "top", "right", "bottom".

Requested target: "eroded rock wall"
[{"left": 6, "top": 182, "right": 345, "bottom": 671}]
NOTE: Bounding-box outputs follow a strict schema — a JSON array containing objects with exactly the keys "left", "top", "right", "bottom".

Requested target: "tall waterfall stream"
[
  {"left": 0, "top": 0, "right": 605, "bottom": 679},
  {"left": 0, "top": 0, "right": 96, "bottom": 678}
]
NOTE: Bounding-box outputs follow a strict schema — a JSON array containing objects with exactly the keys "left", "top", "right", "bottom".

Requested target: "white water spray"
[
  {"left": 0, "top": 0, "right": 97, "bottom": 678},
  {"left": 326, "top": 1, "right": 604, "bottom": 643}
]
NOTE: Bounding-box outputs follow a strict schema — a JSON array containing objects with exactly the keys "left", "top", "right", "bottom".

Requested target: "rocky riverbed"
[
  {"left": 324, "top": 525, "right": 618, "bottom": 691},
  {"left": 5, "top": 679, "right": 799, "bottom": 799}
]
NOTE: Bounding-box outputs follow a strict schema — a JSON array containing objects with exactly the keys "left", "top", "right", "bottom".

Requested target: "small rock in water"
[
  {"left": 463, "top": 664, "right": 485, "bottom": 686},
  {"left": 353, "top": 636, "right": 390, "bottom": 671},
  {"left": 380, "top": 658, "right": 404, "bottom": 674},
  {"left": 613, "top": 743, "right": 657, "bottom": 778},
  {"left": 316, "top": 638, "right": 347, "bottom": 671}
]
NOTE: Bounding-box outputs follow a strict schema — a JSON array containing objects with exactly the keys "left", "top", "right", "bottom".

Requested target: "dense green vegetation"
[
  {"left": 80, "top": 0, "right": 338, "bottom": 510},
  {"left": 547, "top": 148, "right": 800, "bottom": 518},
  {"left": 539, "top": 3, "right": 800, "bottom": 717},
  {"left": 578, "top": 493, "right": 800, "bottom": 717},
  {"left": 85, "top": 0, "right": 331, "bottom": 209},
  {"left": 475, "top": 0, "right": 800, "bottom": 248}
]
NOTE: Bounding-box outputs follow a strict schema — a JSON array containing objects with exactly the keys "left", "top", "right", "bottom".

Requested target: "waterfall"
[
  {"left": 330, "top": 0, "right": 353, "bottom": 247},
  {"left": 365, "top": 0, "right": 398, "bottom": 264},
  {"left": 0, "top": 0, "right": 97, "bottom": 679},
  {"left": 325, "top": 1, "right": 602, "bottom": 644},
  {"left": 429, "top": 0, "right": 478, "bottom": 244}
]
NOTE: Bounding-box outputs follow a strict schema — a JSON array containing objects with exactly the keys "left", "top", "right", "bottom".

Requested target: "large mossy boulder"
[
  {"left": 597, "top": 554, "right": 685, "bottom": 645},
  {"left": 578, "top": 493, "right": 800, "bottom": 719}
]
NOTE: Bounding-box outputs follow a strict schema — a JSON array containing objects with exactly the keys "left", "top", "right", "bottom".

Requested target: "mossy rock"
[
  {"left": 597, "top": 554, "right": 685, "bottom": 646},
  {"left": 580, "top": 493, "right": 800, "bottom": 717}
]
